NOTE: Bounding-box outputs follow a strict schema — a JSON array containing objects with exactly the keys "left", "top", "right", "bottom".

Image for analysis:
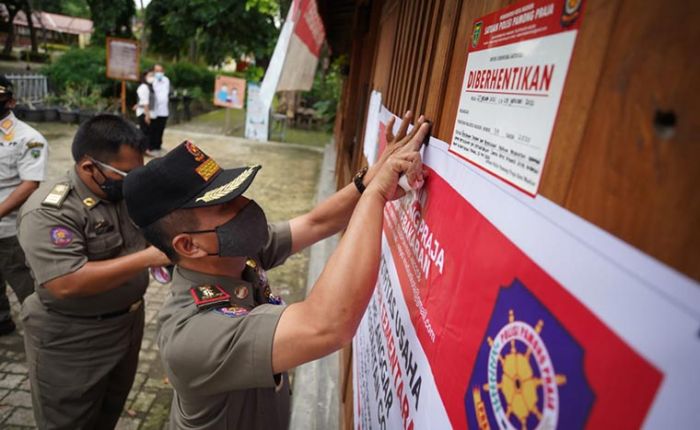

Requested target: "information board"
[{"left": 450, "top": 0, "right": 585, "bottom": 195}]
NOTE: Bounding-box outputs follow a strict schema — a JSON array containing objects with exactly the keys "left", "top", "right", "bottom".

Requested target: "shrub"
[
  {"left": 303, "top": 55, "right": 346, "bottom": 128},
  {"left": 42, "top": 47, "right": 112, "bottom": 94}
]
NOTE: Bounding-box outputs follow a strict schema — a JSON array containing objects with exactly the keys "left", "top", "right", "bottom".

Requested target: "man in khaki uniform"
[
  {"left": 18, "top": 114, "right": 169, "bottom": 429},
  {"left": 123, "top": 113, "right": 430, "bottom": 429},
  {"left": 0, "top": 75, "right": 48, "bottom": 335}
]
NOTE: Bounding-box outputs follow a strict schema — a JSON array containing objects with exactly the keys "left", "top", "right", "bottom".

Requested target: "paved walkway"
[{"left": 0, "top": 125, "right": 324, "bottom": 429}]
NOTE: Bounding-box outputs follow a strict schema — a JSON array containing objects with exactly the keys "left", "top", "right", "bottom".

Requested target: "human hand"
[
  {"left": 367, "top": 111, "right": 429, "bottom": 184},
  {"left": 381, "top": 111, "right": 429, "bottom": 160},
  {"left": 145, "top": 116, "right": 151, "bottom": 125},
  {"left": 367, "top": 122, "right": 430, "bottom": 202},
  {"left": 143, "top": 246, "right": 171, "bottom": 267}
]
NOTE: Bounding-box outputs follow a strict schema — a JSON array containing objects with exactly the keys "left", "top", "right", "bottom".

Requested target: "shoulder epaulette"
[
  {"left": 189, "top": 284, "right": 231, "bottom": 310},
  {"left": 41, "top": 183, "right": 71, "bottom": 208}
]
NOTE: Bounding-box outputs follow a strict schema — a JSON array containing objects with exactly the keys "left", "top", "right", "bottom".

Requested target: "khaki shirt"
[
  {"left": 159, "top": 222, "right": 293, "bottom": 430},
  {"left": 0, "top": 112, "right": 48, "bottom": 238},
  {"left": 17, "top": 168, "right": 148, "bottom": 316}
]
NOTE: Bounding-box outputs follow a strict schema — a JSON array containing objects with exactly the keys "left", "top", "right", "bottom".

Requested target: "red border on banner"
[{"left": 469, "top": 0, "right": 584, "bottom": 53}]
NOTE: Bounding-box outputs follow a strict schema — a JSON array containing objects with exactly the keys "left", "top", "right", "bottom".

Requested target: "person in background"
[
  {"left": 135, "top": 69, "right": 156, "bottom": 150},
  {"left": 149, "top": 64, "right": 170, "bottom": 157},
  {"left": 0, "top": 75, "right": 48, "bottom": 336},
  {"left": 18, "top": 114, "right": 170, "bottom": 428}
]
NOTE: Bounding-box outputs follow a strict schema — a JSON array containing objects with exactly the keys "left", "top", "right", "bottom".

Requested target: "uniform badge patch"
[
  {"left": 234, "top": 285, "right": 249, "bottom": 300},
  {"left": 190, "top": 284, "right": 231, "bottom": 309},
  {"left": 214, "top": 305, "right": 250, "bottom": 318},
  {"left": 268, "top": 294, "right": 284, "bottom": 305},
  {"left": 50, "top": 226, "right": 74, "bottom": 247},
  {"left": 26, "top": 141, "right": 44, "bottom": 149},
  {"left": 30, "top": 149, "right": 41, "bottom": 158},
  {"left": 0, "top": 118, "right": 15, "bottom": 141},
  {"left": 195, "top": 158, "right": 221, "bottom": 181},
  {"left": 185, "top": 141, "right": 206, "bottom": 161}
]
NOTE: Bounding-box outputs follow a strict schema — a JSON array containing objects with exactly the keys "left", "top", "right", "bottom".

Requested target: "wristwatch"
[{"left": 353, "top": 166, "right": 368, "bottom": 194}]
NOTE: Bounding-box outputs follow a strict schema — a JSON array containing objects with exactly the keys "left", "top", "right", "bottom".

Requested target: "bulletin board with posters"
[
  {"left": 106, "top": 37, "right": 140, "bottom": 82},
  {"left": 213, "top": 75, "right": 247, "bottom": 109}
]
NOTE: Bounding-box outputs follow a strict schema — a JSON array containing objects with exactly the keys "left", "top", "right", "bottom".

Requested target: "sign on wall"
[
  {"left": 213, "top": 76, "right": 246, "bottom": 109},
  {"left": 450, "top": 0, "right": 585, "bottom": 195},
  {"left": 354, "top": 104, "right": 700, "bottom": 429}
]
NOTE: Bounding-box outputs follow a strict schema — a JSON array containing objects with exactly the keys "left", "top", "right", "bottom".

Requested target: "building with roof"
[{"left": 0, "top": 5, "right": 93, "bottom": 49}]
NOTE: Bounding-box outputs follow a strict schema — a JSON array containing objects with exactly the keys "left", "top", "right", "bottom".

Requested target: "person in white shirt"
[
  {"left": 0, "top": 75, "right": 48, "bottom": 335},
  {"left": 135, "top": 69, "right": 156, "bottom": 152},
  {"left": 150, "top": 64, "right": 170, "bottom": 157}
]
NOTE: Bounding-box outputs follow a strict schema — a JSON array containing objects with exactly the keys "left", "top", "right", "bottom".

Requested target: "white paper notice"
[{"left": 450, "top": 0, "right": 585, "bottom": 195}]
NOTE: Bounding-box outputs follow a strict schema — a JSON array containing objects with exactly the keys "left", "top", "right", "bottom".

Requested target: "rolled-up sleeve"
[{"left": 257, "top": 222, "right": 292, "bottom": 270}]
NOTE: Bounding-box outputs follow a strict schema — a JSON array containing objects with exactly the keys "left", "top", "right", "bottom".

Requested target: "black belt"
[{"left": 48, "top": 300, "right": 143, "bottom": 320}]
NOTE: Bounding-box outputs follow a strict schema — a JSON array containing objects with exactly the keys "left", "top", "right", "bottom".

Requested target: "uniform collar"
[
  {"left": 0, "top": 112, "right": 16, "bottom": 138},
  {"left": 173, "top": 266, "right": 249, "bottom": 293},
  {"left": 69, "top": 167, "right": 103, "bottom": 210}
]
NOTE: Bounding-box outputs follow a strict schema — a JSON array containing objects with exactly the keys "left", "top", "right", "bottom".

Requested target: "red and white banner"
[
  {"left": 450, "top": 0, "right": 585, "bottom": 195},
  {"left": 260, "top": 0, "right": 326, "bottom": 109},
  {"left": 353, "top": 104, "right": 700, "bottom": 429}
]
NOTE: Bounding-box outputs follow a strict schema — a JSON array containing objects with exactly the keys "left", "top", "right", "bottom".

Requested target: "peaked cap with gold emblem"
[{"left": 124, "top": 140, "right": 261, "bottom": 227}]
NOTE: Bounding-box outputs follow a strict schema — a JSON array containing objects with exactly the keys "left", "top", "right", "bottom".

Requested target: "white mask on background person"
[{"left": 155, "top": 72, "right": 164, "bottom": 81}]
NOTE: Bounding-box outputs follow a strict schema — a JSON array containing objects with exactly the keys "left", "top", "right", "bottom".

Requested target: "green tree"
[
  {"left": 1, "top": 1, "right": 23, "bottom": 56},
  {"left": 145, "top": 0, "right": 280, "bottom": 66},
  {"left": 34, "top": 0, "right": 90, "bottom": 18},
  {"left": 85, "top": 0, "right": 135, "bottom": 45}
]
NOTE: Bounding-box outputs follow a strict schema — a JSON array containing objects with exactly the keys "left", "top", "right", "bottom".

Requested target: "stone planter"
[
  {"left": 78, "top": 109, "right": 96, "bottom": 124},
  {"left": 43, "top": 107, "right": 59, "bottom": 122},
  {"left": 13, "top": 105, "right": 29, "bottom": 120},
  {"left": 24, "top": 109, "right": 45, "bottom": 122},
  {"left": 58, "top": 109, "right": 79, "bottom": 124}
]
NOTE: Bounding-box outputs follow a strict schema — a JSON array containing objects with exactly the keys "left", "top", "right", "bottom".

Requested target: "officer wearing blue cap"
[{"left": 123, "top": 112, "right": 430, "bottom": 429}]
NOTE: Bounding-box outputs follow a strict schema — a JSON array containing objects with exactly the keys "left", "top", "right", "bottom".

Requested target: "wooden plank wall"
[{"left": 335, "top": 0, "right": 700, "bottom": 427}]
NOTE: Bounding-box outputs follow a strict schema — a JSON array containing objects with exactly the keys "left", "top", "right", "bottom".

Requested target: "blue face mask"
[{"left": 155, "top": 72, "right": 164, "bottom": 81}]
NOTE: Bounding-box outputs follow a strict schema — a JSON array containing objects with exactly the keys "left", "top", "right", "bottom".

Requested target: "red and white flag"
[{"left": 260, "top": 0, "right": 326, "bottom": 109}]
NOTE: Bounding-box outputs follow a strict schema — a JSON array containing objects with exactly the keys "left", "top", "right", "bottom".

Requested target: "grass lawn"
[{"left": 179, "top": 108, "right": 332, "bottom": 148}]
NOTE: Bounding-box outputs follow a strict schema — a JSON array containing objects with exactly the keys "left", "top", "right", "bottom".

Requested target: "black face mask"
[
  {"left": 0, "top": 99, "right": 11, "bottom": 119},
  {"left": 185, "top": 200, "right": 269, "bottom": 257},
  {"left": 92, "top": 164, "right": 124, "bottom": 202}
]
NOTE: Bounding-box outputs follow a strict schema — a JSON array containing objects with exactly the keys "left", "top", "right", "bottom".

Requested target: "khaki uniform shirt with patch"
[
  {"left": 0, "top": 112, "right": 48, "bottom": 239},
  {"left": 17, "top": 169, "right": 148, "bottom": 315},
  {"left": 159, "top": 222, "right": 293, "bottom": 430}
]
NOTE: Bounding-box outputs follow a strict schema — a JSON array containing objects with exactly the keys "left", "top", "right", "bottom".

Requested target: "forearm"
[
  {"left": 0, "top": 180, "right": 38, "bottom": 218},
  {"left": 306, "top": 189, "right": 387, "bottom": 342},
  {"left": 290, "top": 182, "right": 360, "bottom": 253},
  {"left": 44, "top": 248, "right": 154, "bottom": 299}
]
